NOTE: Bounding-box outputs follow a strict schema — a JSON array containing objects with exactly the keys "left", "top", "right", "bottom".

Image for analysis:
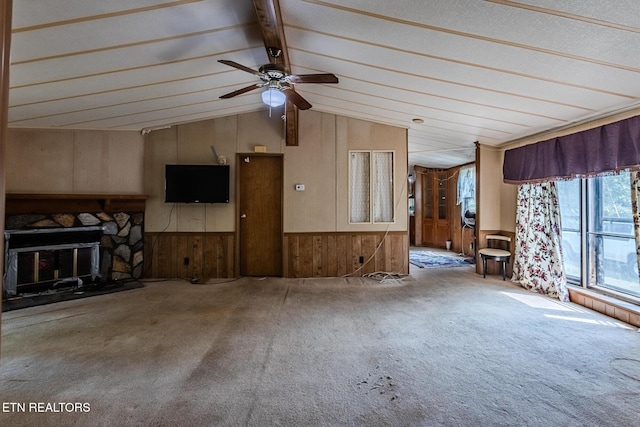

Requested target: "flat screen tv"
[{"left": 165, "top": 164, "right": 230, "bottom": 203}]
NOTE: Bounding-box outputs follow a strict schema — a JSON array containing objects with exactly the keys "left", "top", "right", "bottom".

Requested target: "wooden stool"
[{"left": 479, "top": 235, "right": 511, "bottom": 280}]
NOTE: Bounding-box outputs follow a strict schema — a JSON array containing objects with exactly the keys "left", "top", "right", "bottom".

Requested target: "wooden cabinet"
[{"left": 414, "top": 167, "right": 450, "bottom": 248}]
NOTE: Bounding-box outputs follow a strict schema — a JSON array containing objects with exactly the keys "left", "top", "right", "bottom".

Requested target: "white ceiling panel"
[
  {"left": 287, "top": 48, "right": 586, "bottom": 123},
  {"left": 9, "top": 0, "right": 640, "bottom": 169},
  {"left": 12, "top": 29, "right": 264, "bottom": 86},
  {"left": 13, "top": 0, "right": 177, "bottom": 28},
  {"left": 507, "top": 0, "right": 640, "bottom": 27}
]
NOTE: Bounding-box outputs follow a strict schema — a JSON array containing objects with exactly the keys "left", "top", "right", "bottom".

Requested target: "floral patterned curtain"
[
  {"left": 512, "top": 182, "right": 569, "bottom": 301},
  {"left": 630, "top": 171, "right": 640, "bottom": 279}
]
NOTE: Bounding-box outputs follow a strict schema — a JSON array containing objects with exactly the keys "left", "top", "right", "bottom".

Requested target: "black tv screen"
[{"left": 165, "top": 164, "right": 230, "bottom": 203}]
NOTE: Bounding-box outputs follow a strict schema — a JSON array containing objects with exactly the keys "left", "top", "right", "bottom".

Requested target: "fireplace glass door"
[{"left": 16, "top": 248, "right": 94, "bottom": 286}]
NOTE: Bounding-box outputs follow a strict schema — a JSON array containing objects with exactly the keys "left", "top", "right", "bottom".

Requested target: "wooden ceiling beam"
[{"left": 253, "top": 0, "right": 298, "bottom": 146}]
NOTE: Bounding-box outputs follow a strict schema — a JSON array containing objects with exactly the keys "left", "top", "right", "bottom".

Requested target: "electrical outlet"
[{"left": 183, "top": 257, "right": 190, "bottom": 266}]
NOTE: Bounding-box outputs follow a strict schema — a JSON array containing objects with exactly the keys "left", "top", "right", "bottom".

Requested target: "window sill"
[{"left": 567, "top": 285, "right": 640, "bottom": 328}]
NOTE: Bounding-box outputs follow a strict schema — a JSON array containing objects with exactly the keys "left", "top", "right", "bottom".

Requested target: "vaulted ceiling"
[{"left": 10, "top": 0, "right": 640, "bottom": 169}]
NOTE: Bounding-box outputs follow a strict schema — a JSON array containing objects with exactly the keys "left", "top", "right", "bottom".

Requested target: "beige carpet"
[{"left": 1, "top": 265, "right": 640, "bottom": 426}]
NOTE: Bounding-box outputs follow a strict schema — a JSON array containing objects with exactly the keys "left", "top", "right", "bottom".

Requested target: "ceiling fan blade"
[
  {"left": 218, "top": 60, "right": 263, "bottom": 77},
  {"left": 283, "top": 89, "right": 312, "bottom": 110},
  {"left": 219, "top": 84, "right": 262, "bottom": 99},
  {"left": 288, "top": 73, "right": 339, "bottom": 84}
]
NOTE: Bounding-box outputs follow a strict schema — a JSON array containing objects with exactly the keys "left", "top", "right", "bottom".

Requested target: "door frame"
[{"left": 235, "top": 153, "right": 284, "bottom": 277}]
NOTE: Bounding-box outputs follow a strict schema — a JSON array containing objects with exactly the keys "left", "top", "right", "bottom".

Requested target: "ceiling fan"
[{"left": 218, "top": 48, "right": 338, "bottom": 110}]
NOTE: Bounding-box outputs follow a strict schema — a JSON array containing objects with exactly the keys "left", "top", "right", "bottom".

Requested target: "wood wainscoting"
[
  {"left": 284, "top": 232, "right": 409, "bottom": 278},
  {"left": 143, "top": 232, "right": 235, "bottom": 281},
  {"left": 144, "top": 231, "right": 409, "bottom": 281}
]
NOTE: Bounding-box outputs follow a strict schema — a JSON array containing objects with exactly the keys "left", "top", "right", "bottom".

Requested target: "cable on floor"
[{"left": 363, "top": 271, "right": 409, "bottom": 285}]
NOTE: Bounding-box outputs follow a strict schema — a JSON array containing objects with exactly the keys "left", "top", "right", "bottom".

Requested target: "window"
[
  {"left": 349, "top": 151, "right": 394, "bottom": 223},
  {"left": 588, "top": 172, "right": 638, "bottom": 295},
  {"left": 557, "top": 179, "right": 581, "bottom": 280},
  {"left": 457, "top": 164, "right": 476, "bottom": 226},
  {"left": 557, "top": 171, "right": 640, "bottom": 297}
]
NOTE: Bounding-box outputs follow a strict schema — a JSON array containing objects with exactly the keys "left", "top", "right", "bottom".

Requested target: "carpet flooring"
[{"left": 1, "top": 268, "right": 640, "bottom": 426}]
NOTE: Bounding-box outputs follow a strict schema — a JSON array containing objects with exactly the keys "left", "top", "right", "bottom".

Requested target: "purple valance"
[{"left": 503, "top": 115, "right": 640, "bottom": 184}]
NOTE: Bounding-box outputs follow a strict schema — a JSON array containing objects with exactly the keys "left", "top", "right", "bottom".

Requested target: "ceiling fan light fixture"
[{"left": 262, "top": 88, "right": 286, "bottom": 107}]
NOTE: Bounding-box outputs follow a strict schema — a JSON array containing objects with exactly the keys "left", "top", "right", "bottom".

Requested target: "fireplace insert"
[{"left": 4, "top": 226, "right": 103, "bottom": 297}]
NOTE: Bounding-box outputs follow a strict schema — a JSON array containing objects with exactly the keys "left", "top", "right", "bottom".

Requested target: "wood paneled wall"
[
  {"left": 144, "top": 231, "right": 409, "bottom": 281},
  {"left": 284, "top": 232, "right": 409, "bottom": 278},
  {"left": 144, "top": 232, "right": 235, "bottom": 281}
]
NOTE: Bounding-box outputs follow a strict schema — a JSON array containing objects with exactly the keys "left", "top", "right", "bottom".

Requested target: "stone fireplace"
[{"left": 3, "top": 194, "right": 146, "bottom": 298}]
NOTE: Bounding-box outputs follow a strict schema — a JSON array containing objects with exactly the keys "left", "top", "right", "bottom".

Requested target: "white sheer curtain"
[
  {"left": 350, "top": 152, "right": 370, "bottom": 223},
  {"left": 512, "top": 182, "right": 569, "bottom": 301},
  {"left": 456, "top": 164, "right": 476, "bottom": 205},
  {"left": 457, "top": 164, "right": 476, "bottom": 225},
  {"left": 373, "top": 152, "right": 394, "bottom": 222}
]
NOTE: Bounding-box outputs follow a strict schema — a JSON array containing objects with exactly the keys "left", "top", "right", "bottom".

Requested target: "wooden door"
[
  {"left": 238, "top": 154, "right": 283, "bottom": 276},
  {"left": 435, "top": 171, "right": 450, "bottom": 245},
  {"left": 421, "top": 169, "right": 450, "bottom": 248},
  {"left": 422, "top": 169, "right": 436, "bottom": 246}
]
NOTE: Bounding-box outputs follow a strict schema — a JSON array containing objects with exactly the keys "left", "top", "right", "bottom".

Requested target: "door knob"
[{"left": 240, "top": 213, "right": 247, "bottom": 219}]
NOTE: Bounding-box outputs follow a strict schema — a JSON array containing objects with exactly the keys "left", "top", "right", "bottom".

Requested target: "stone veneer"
[{"left": 6, "top": 211, "right": 144, "bottom": 282}]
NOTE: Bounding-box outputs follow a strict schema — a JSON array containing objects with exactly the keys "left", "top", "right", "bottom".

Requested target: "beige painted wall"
[
  {"left": 478, "top": 144, "right": 518, "bottom": 233},
  {"left": 144, "top": 110, "right": 408, "bottom": 233},
  {"left": 284, "top": 111, "right": 337, "bottom": 232},
  {"left": 6, "top": 128, "right": 144, "bottom": 194},
  {"left": 143, "top": 112, "right": 284, "bottom": 233},
  {"left": 500, "top": 168, "right": 517, "bottom": 232},
  {"left": 5, "top": 111, "right": 408, "bottom": 236},
  {"left": 335, "top": 116, "right": 408, "bottom": 232},
  {"left": 284, "top": 111, "right": 408, "bottom": 233},
  {"left": 478, "top": 145, "right": 502, "bottom": 231}
]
